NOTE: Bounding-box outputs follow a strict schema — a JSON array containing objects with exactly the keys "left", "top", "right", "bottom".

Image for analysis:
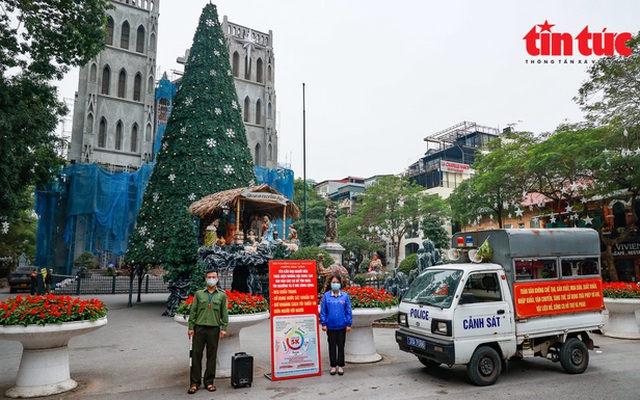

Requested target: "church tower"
[
  {"left": 222, "top": 16, "right": 278, "bottom": 169},
  {"left": 68, "top": 0, "right": 159, "bottom": 171}
]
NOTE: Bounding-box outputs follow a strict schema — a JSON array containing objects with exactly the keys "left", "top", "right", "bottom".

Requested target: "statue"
[
  {"left": 203, "top": 219, "right": 219, "bottom": 247},
  {"left": 368, "top": 253, "right": 383, "bottom": 274},
  {"left": 262, "top": 215, "right": 275, "bottom": 243},
  {"left": 383, "top": 268, "right": 408, "bottom": 298},
  {"left": 324, "top": 203, "right": 338, "bottom": 243}
]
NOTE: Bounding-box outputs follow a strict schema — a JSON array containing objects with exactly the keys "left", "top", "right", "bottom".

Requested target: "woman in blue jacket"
[{"left": 320, "top": 276, "right": 352, "bottom": 376}]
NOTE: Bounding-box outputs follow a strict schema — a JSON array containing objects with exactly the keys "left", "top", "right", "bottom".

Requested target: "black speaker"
[{"left": 231, "top": 352, "right": 253, "bottom": 388}]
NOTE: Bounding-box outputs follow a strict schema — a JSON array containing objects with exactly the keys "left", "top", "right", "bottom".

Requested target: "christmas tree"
[{"left": 126, "top": 3, "right": 256, "bottom": 286}]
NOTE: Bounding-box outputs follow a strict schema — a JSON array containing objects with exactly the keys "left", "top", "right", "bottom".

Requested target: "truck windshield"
[{"left": 402, "top": 269, "right": 463, "bottom": 309}]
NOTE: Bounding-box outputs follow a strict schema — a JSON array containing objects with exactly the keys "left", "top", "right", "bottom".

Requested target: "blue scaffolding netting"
[{"left": 35, "top": 163, "right": 294, "bottom": 270}]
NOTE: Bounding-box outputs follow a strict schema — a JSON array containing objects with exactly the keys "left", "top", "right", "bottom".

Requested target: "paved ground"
[{"left": 1, "top": 291, "right": 639, "bottom": 400}]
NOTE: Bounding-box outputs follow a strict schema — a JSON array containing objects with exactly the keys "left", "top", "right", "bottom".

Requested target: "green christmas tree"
[{"left": 125, "top": 3, "right": 256, "bottom": 286}]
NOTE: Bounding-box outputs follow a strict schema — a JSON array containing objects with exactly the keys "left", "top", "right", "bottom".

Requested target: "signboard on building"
[
  {"left": 440, "top": 160, "right": 471, "bottom": 174},
  {"left": 269, "top": 260, "right": 321, "bottom": 380},
  {"left": 612, "top": 241, "right": 640, "bottom": 257}
]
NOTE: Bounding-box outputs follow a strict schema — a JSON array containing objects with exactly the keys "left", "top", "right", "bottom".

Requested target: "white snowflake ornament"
[
  {"left": 184, "top": 97, "right": 194, "bottom": 107},
  {"left": 207, "top": 138, "right": 217, "bottom": 148},
  {"left": 138, "top": 226, "right": 148, "bottom": 236},
  {"left": 223, "top": 165, "right": 234, "bottom": 174},
  {"left": 206, "top": 19, "right": 215, "bottom": 27},
  {"left": 188, "top": 193, "right": 196, "bottom": 201},
  {"left": 145, "top": 239, "right": 155, "bottom": 250},
  {"left": 210, "top": 69, "right": 217, "bottom": 76},
  {"left": 180, "top": 127, "right": 187, "bottom": 135},
  {"left": 225, "top": 129, "right": 236, "bottom": 138},
  {"left": 214, "top": 108, "right": 222, "bottom": 116},
  {"left": 1, "top": 221, "right": 9, "bottom": 234},
  {"left": 214, "top": 50, "right": 220, "bottom": 56},
  {"left": 168, "top": 174, "right": 176, "bottom": 183},
  {"left": 231, "top": 100, "right": 238, "bottom": 110},
  {"left": 153, "top": 193, "right": 159, "bottom": 203}
]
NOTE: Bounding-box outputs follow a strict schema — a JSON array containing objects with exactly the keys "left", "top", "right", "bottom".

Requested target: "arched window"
[
  {"left": 115, "top": 121, "right": 123, "bottom": 150},
  {"left": 145, "top": 124, "right": 152, "bottom": 141},
  {"left": 98, "top": 118, "right": 107, "bottom": 148},
  {"left": 267, "top": 65, "right": 272, "bottom": 81},
  {"left": 133, "top": 73, "right": 142, "bottom": 101},
  {"left": 131, "top": 124, "right": 138, "bottom": 152},
  {"left": 232, "top": 52, "right": 239, "bottom": 77},
  {"left": 150, "top": 33, "right": 156, "bottom": 51},
  {"left": 243, "top": 96, "right": 250, "bottom": 122},
  {"left": 86, "top": 113, "right": 94, "bottom": 134},
  {"left": 120, "top": 21, "right": 130, "bottom": 49},
  {"left": 101, "top": 65, "right": 111, "bottom": 95},
  {"left": 90, "top": 63, "right": 97, "bottom": 82},
  {"left": 256, "top": 58, "right": 263, "bottom": 83},
  {"left": 268, "top": 143, "right": 273, "bottom": 161},
  {"left": 254, "top": 143, "right": 261, "bottom": 166},
  {"left": 117, "top": 69, "right": 126, "bottom": 98},
  {"left": 106, "top": 17, "right": 114, "bottom": 45},
  {"left": 136, "top": 25, "right": 145, "bottom": 53},
  {"left": 147, "top": 76, "right": 154, "bottom": 94},
  {"left": 267, "top": 102, "right": 272, "bottom": 119},
  {"left": 244, "top": 53, "right": 251, "bottom": 80},
  {"left": 255, "top": 99, "right": 262, "bottom": 125}
]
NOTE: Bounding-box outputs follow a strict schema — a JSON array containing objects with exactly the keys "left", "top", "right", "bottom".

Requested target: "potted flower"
[
  {"left": 342, "top": 286, "right": 399, "bottom": 363},
  {"left": 602, "top": 282, "right": 640, "bottom": 339},
  {"left": 174, "top": 290, "right": 269, "bottom": 377},
  {"left": 0, "top": 295, "right": 108, "bottom": 398}
]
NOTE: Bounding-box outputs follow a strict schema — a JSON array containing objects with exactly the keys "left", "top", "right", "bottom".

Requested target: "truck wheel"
[
  {"left": 467, "top": 346, "right": 502, "bottom": 386},
  {"left": 559, "top": 338, "right": 589, "bottom": 374},
  {"left": 418, "top": 357, "right": 441, "bottom": 368}
]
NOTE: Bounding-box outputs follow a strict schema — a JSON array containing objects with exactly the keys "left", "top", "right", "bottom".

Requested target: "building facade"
[
  {"left": 68, "top": 0, "right": 159, "bottom": 171},
  {"left": 396, "top": 122, "right": 500, "bottom": 264},
  {"left": 222, "top": 16, "right": 278, "bottom": 168}
]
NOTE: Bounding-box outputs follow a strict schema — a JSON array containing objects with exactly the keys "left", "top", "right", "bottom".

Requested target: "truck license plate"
[{"left": 407, "top": 336, "right": 426, "bottom": 350}]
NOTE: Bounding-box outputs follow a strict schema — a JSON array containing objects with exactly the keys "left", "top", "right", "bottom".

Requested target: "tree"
[
  {"left": 574, "top": 33, "right": 640, "bottom": 128},
  {"left": 337, "top": 211, "right": 382, "bottom": 274},
  {"left": 352, "top": 175, "right": 448, "bottom": 268},
  {"left": 574, "top": 34, "right": 640, "bottom": 281},
  {"left": 125, "top": 4, "right": 256, "bottom": 285},
  {"left": 0, "top": 188, "right": 37, "bottom": 261},
  {"left": 292, "top": 179, "right": 328, "bottom": 247},
  {"left": 0, "top": 0, "right": 112, "bottom": 220},
  {"left": 421, "top": 215, "right": 450, "bottom": 250},
  {"left": 579, "top": 126, "right": 640, "bottom": 282}
]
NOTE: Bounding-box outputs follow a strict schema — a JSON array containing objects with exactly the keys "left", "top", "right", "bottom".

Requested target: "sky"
[{"left": 57, "top": 0, "right": 640, "bottom": 182}]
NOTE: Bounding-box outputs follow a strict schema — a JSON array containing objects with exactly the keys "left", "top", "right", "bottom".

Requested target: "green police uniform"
[{"left": 189, "top": 287, "right": 228, "bottom": 387}]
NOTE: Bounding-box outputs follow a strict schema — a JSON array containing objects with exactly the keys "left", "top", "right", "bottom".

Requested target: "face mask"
[
  {"left": 331, "top": 283, "right": 341, "bottom": 291},
  {"left": 206, "top": 278, "right": 217, "bottom": 287}
]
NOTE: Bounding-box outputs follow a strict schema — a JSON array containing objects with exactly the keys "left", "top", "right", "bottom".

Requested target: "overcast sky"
[{"left": 57, "top": 0, "right": 640, "bottom": 182}]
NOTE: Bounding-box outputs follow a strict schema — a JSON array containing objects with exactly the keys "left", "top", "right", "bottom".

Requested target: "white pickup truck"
[{"left": 395, "top": 228, "right": 606, "bottom": 386}]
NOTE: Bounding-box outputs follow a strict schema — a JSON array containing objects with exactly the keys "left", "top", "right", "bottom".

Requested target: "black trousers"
[
  {"left": 190, "top": 325, "right": 220, "bottom": 386},
  {"left": 326, "top": 328, "right": 346, "bottom": 367}
]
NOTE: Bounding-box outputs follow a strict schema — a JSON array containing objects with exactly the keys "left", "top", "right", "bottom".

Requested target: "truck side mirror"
[{"left": 460, "top": 292, "right": 476, "bottom": 304}]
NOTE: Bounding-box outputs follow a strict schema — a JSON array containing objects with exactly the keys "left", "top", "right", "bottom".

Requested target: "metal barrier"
[{"left": 53, "top": 274, "right": 169, "bottom": 295}]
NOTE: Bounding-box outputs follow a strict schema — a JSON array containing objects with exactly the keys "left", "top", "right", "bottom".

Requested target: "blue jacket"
[{"left": 320, "top": 290, "right": 352, "bottom": 330}]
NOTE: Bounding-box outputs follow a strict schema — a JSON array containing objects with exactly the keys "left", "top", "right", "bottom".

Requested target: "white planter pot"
[
  {"left": 174, "top": 312, "right": 269, "bottom": 377},
  {"left": 345, "top": 306, "right": 398, "bottom": 363},
  {"left": 604, "top": 298, "right": 640, "bottom": 339},
  {"left": 0, "top": 317, "right": 108, "bottom": 398}
]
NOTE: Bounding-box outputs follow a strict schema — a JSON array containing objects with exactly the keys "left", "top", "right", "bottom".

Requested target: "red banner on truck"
[{"left": 513, "top": 278, "right": 605, "bottom": 319}]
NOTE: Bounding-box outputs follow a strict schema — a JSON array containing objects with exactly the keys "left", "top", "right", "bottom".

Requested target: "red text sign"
[
  {"left": 513, "top": 278, "right": 604, "bottom": 319},
  {"left": 523, "top": 20, "right": 633, "bottom": 57}
]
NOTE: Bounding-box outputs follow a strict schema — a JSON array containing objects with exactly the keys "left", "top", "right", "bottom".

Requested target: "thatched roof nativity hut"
[{"left": 189, "top": 184, "right": 300, "bottom": 240}]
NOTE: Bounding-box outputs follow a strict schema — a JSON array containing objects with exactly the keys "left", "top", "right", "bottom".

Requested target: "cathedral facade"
[{"left": 68, "top": 0, "right": 159, "bottom": 171}]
